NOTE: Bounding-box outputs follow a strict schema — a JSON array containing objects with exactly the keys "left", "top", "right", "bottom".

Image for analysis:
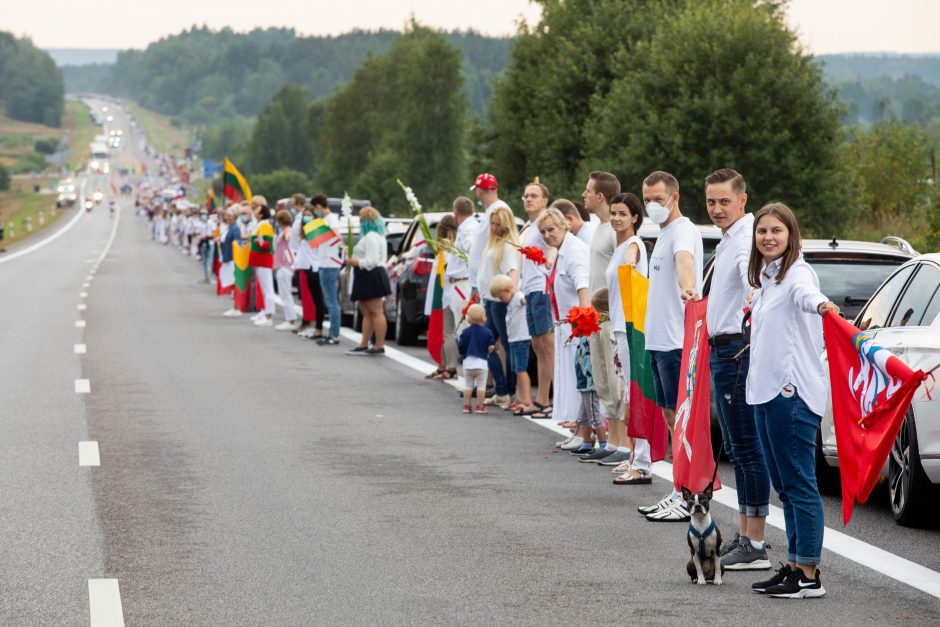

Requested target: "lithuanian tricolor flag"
[
  {"left": 249, "top": 221, "right": 274, "bottom": 268},
  {"left": 426, "top": 249, "right": 445, "bottom": 366},
  {"left": 303, "top": 218, "right": 336, "bottom": 248},
  {"left": 618, "top": 266, "right": 668, "bottom": 462},
  {"left": 232, "top": 240, "right": 252, "bottom": 312},
  {"left": 223, "top": 157, "right": 252, "bottom": 204}
]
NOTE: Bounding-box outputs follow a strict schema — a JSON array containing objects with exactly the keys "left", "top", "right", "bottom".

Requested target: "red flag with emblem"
[
  {"left": 823, "top": 312, "right": 925, "bottom": 525},
  {"left": 672, "top": 298, "right": 721, "bottom": 493}
]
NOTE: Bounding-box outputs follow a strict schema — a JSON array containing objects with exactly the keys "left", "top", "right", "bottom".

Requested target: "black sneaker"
[
  {"left": 752, "top": 563, "right": 792, "bottom": 594},
  {"left": 317, "top": 337, "right": 340, "bottom": 346},
  {"left": 597, "top": 450, "right": 631, "bottom": 466},
  {"left": 367, "top": 347, "right": 385, "bottom": 355},
  {"left": 346, "top": 346, "right": 369, "bottom": 355},
  {"left": 577, "top": 448, "right": 617, "bottom": 463},
  {"left": 720, "top": 532, "right": 741, "bottom": 557},
  {"left": 569, "top": 445, "right": 594, "bottom": 456},
  {"left": 766, "top": 568, "right": 825, "bottom": 598}
]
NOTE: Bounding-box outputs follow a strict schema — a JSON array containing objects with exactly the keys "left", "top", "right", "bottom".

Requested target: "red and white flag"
[
  {"left": 673, "top": 298, "right": 721, "bottom": 493},
  {"left": 823, "top": 312, "right": 925, "bottom": 525}
]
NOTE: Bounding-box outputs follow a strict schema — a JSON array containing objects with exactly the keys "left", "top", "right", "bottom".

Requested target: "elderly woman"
[
  {"left": 537, "top": 203, "right": 590, "bottom": 424},
  {"left": 346, "top": 206, "right": 391, "bottom": 355}
]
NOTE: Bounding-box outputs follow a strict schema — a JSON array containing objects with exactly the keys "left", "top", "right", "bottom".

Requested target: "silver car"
[{"left": 820, "top": 253, "right": 940, "bottom": 526}]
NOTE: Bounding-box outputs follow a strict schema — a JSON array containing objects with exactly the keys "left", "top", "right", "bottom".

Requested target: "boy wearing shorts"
[{"left": 458, "top": 303, "right": 496, "bottom": 414}]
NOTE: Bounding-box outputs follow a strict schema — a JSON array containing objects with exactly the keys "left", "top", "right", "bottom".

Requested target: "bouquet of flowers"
[
  {"left": 436, "top": 237, "right": 469, "bottom": 261},
  {"left": 397, "top": 180, "right": 435, "bottom": 253},
  {"left": 499, "top": 237, "right": 547, "bottom": 266},
  {"left": 554, "top": 306, "right": 608, "bottom": 343}
]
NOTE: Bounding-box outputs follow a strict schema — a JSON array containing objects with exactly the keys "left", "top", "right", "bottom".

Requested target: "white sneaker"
[
  {"left": 300, "top": 328, "right": 317, "bottom": 339},
  {"left": 274, "top": 321, "right": 295, "bottom": 331},
  {"left": 249, "top": 313, "right": 263, "bottom": 322},
  {"left": 555, "top": 435, "right": 575, "bottom": 448},
  {"left": 254, "top": 317, "right": 273, "bottom": 327},
  {"left": 484, "top": 394, "right": 510, "bottom": 407},
  {"left": 638, "top": 494, "right": 674, "bottom": 515},
  {"left": 222, "top": 309, "right": 242, "bottom": 317},
  {"left": 559, "top": 436, "right": 584, "bottom": 451}
]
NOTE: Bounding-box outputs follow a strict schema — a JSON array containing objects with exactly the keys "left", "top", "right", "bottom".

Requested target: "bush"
[
  {"left": 250, "top": 169, "right": 312, "bottom": 203},
  {"left": 34, "top": 138, "right": 59, "bottom": 154},
  {"left": 0, "top": 163, "right": 10, "bottom": 190}
]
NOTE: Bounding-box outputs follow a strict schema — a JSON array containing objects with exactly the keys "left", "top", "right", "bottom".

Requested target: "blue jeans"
[
  {"left": 319, "top": 267, "right": 341, "bottom": 338},
  {"left": 201, "top": 240, "right": 215, "bottom": 280},
  {"left": 710, "top": 341, "right": 770, "bottom": 517},
  {"left": 484, "top": 299, "right": 515, "bottom": 396},
  {"left": 754, "top": 390, "right": 825, "bottom": 565}
]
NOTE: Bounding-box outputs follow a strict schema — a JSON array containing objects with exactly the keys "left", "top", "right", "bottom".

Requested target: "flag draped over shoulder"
[
  {"left": 426, "top": 249, "right": 446, "bottom": 366},
  {"left": 303, "top": 218, "right": 336, "bottom": 248},
  {"left": 673, "top": 298, "right": 720, "bottom": 493},
  {"left": 232, "top": 241, "right": 251, "bottom": 312},
  {"left": 223, "top": 158, "right": 252, "bottom": 204},
  {"left": 824, "top": 312, "right": 925, "bottom": 525},
  {"left": 249, "top": 222, "right": 274, "bottom": 268},
  {"left": 618, "top": 266, "right": 668, "bottom": 462}
]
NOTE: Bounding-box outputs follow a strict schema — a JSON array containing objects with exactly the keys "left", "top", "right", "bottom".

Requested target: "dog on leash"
[{"left": 683, "top": 485, "right": 724, "bottom": 585}]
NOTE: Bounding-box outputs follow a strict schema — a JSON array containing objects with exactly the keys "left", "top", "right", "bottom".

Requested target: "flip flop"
[
  {"left": 513, "top": 405, "right": 541, "bottom": 416},
  {"left": 531, "top": 408, "right": 554, "bottom": 419}
]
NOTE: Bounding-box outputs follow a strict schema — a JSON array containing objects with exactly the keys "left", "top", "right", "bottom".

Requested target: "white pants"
[
  {"left": 276, "top": 268, "right": 297, "bottom": 322},
  {"left": 614, "top": 330, "right": 651, "bottom": 472},
  {"left": 553, "top": 324, "right": 580, "bottom": 424},
  {"left": 256, "top": 267, "right": 276, "bottom": 316}
]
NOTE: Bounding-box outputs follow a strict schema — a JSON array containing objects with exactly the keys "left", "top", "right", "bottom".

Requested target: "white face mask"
[{"left": 645, "top": 197, "right": 673, "bottom": 225}]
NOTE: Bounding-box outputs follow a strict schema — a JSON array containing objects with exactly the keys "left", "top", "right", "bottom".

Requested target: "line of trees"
[{"left": 0, "top": 32, "right": 64, "bottom": 126}]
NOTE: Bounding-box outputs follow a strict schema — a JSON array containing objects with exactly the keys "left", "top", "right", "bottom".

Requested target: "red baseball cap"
[{"left": 470, "top": 173, "right": 498, "bottom": 191}]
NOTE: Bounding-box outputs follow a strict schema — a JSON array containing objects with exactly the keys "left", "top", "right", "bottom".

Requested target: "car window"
[
  {"left": 856, "top": 264, "right": 916, "bottom": 331},
  {"left": 922, "top": 285, "right": 940, "bottom": 327},
  {"left": 807, "top": 256, "right": 909, "bottom": 322},
  {"left": 888, "top": 264, "right": 940, "bottom": 327}
]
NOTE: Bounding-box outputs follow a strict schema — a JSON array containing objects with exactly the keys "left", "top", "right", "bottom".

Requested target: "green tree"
[
  {"left": 197, "top": 117, "right": 253, "bottom": 162},
  {"left": 244, "top": 84, "right": 313, "bottom": 175},
  {"left": 250, "top": 169, "right": 313, "bottom": 202},
  {"left": 0, "top": 32, "right": 64, "bottom": 126},
  {"left": 579, "top": 0, "right": 845, "bottom": 230},
  {"left": 0, "top": 163, "right": 10, "bottom": 191}
]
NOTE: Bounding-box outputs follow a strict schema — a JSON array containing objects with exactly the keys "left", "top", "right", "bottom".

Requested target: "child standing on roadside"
[
  {"left": 458, "top": 304, "right": 496, "bottom": 415},
  {"left": 490, "top": 274, "right": 534, "bottom": 415}
]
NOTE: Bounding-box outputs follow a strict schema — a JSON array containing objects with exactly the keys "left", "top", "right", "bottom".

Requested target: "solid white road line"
[
  {"left": 76, "top": 320, "right": 87, "bottom": 328},
  {"left": 88, "top": 579, "right": 125, "bottom": 627},
  {"left": 74, "top": 343, "right": 87, "bottom": 354},
  {"left": 0, "top": 180, "right": 88, "bottom": 267},
  {"left": 78, "top": 304, "right": 87, "bottom": 311},
  {"left": 78, "top": 441, "right": 100, "bottom": 467},
  {"left": 74, "top": 379, "right": 90, "bottom": 394}
]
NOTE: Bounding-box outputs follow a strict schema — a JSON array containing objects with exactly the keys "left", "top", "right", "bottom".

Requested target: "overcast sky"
[{"left": 2, "top": 0, "right": 938, "bottom": 54}]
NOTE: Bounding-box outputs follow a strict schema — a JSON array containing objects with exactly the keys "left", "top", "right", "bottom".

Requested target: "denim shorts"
[
  {"left": 508, "top": 340, "right": 531, "bottom": 373},
  {"left": 525, "top": 291, "right": 553, "bottom": 337},
  {"left": 650, "top": 348, "right": 683, "bottom": 410}
]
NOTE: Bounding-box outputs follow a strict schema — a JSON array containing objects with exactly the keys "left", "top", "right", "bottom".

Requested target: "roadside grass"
[
  {"left": 124, "top": 101, "right": 188, "bottom": 155},
  {"left": 64, "top": 99, "right": 96, "bottom": 171},
  {"left": 0, "top": 176, "right": 68, "bottom": 246},
  {"left": 0, "top": 108, "right": 61, "bottom": 173}
]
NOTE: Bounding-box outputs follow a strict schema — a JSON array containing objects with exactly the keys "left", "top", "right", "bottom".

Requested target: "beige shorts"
[{"left": 464, "top": 368, "right": 488, "bottom": 390}]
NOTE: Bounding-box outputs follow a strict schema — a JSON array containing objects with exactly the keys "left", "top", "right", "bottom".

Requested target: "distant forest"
[
  {"left": 0, "top": 32, "right": 64, "bottom": 126},
  {"left": 61, "top": 27, "right": 512, "bottom": 121}
]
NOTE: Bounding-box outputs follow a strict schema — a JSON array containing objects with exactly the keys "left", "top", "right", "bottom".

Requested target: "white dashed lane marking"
[
  {"left": 78, "top": 441, "right": 100, "bottom": 467},
  {"left": 76, "top": 320, "right": 86, "bottom": 328},
  {"left": 74, "top": 344, "right": 87, "bottom": 354},
  {"left": 78, "top": 304, "right": 87, "bottom": 311},
  {"left": 74, "top": 379, "right": 90, "bottom": 394},
  {"left": 88, "top": 579, "right": 125, "bottom": 627},
  {"left": 80, "top": 292, "right": 88, "bottom": 298}
]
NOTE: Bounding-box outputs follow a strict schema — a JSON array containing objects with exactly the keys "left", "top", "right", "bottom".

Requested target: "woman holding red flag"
[
  {"left": 746, "top": 202, "right": 839, "bottom": 599},
  {"left": 249, "top": 200, "right": 276, "bottom": 327},
  {"left": 537, "top": 203, "right": 590, "bottom": 425}
]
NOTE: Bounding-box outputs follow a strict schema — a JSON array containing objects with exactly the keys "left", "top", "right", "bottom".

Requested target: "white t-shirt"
[
  {"left": 606, "top": 235, "right": 649, "bottom": 335},
  {"left": 589, "top": 222, "right": 617, "bottom": 293},
  {"left": 478, "top": 242, "right": 520, "bottom": 302},
  {"left": 519, "top": 220, "right": 549, "bottom": 295},
  {"left": 506, "top": 291, "right": 531, "bottom": 342},
  {"left": 575, "top": 221, "right": 596, "bottom": 246},
  {"left": 464, "top": 356, "right": 489, "bottom": 371},
  {"left": 468, "top": 199, "right": 510, "bottom": 290},
  {"left": 644, "top": 217, "right": 703, "bottom": 351}
]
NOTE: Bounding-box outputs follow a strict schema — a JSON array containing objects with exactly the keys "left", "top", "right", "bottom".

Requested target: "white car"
[{"left": 820, "top": 253, "right": 940, "bottom": 526}]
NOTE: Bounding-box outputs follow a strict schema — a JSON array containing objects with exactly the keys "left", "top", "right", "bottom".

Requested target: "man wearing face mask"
[
  {"left": 638, "top": 171, "right": 703, "bottom": 522},
  {"left": 290, "top": 197, "right": 319, "bottom": 335},
  {"left": 467, "top": 173, "right": 510, "bottom": 299}
]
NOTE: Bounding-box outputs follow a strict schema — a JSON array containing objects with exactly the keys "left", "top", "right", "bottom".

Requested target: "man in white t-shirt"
[
  {"left": 638, "top": 170, "right": 703, "bottom": 522},
  {"left": 467, "top": 173, "right": 510, "bottom": 298},
  {"left": 556, "top": 201, "right": 595, "bottom": 246}
]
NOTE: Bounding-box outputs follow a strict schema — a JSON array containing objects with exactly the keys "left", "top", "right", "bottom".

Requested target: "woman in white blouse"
[
  {"left": 477, "top": 205, "right": 521, "bottom": 407},
  {"left": 346, "top": 206, "right": 391, "bottom": 355},
  {"left": 746, "top": 202, "right": 838, "bottom": 598},
  {"left": 538, "top": 204, "right": 590, "bottom": 425},
  {"left": 605, "top": 193, "right": 653, "bottom": 484}
]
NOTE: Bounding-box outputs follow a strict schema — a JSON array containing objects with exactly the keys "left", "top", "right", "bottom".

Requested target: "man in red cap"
[{"left": 467, "top": 173, "right": 509, "bottom": 296}]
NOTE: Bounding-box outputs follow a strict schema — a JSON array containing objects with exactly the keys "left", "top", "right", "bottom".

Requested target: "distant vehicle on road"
[{"left": 56, "top": 182, "right": 78, "bottom": 208}]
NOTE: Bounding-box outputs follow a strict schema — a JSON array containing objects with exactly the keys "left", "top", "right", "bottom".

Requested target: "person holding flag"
[
  {"left": 249, "top": 200, "right": 276, "bottom": 327},
  {"left": 746, "top": 202, "right": 839, "bottom": 598},
  {"left": 289, "top": 199, "right": 319, "bottom": 337},
  {"left": 424, "top": 216, "right": 460, "bottom": 378},
  {"left": 446, "top": 197, "right": 478, "bottom": 367},
  {"left": 310, "top": 194, "right": 343, "bottom": 345},
  {"left": 682, "top": 169, "right": 772, "bottom": 571}
]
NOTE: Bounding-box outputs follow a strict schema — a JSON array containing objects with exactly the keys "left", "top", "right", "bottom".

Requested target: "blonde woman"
[
  {"left": 346, "top": 206, "right": 391, "bottom": 355},
  {"left": 476, "top": 205, "right": 520, "bottom": 408}
]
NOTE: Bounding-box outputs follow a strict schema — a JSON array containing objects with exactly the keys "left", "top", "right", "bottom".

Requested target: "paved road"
[{"left": 1, "top": 101, "right": 940, "bottom": 625}]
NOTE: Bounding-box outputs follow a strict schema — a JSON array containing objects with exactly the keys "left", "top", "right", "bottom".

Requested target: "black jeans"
[{"left": 301, "top": 268, "right": 326, "bottom": 330}]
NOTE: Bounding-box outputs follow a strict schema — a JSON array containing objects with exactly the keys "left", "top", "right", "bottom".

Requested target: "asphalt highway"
[{"left": 1, "top": 101, "right": 939, "bottom": 625}]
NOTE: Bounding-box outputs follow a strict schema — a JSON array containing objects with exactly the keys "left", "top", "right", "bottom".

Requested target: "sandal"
[
  {"left": 558, "top": 421, "right": 576, "bottom": 429},
  {"left": 426, "top": 369, "right": 444, "bottom": 380},
  {"left": 513, "top": 405, "right": 542, "bottom": 416},
  {"left": 613, "top": 469, "right": 653, "bottom": 485},
  {"left": 440, "top": 368, "right": 458, "bottom": 380},
  {"left": 531, "top": 408, "right": 554, "bottom": 420},
  {"left": 610, "top": 461, "right": 632, "bottom": 474}
]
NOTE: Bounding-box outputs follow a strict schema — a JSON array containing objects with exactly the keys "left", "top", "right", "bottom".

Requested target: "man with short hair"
[
  {"left": 638, "top": 170, "right": 703, "bottom": 522},
  {"left": 556, "top": 201, "right": 595, "bottom": 245},
  {"left": 298, "top": 194, "right": 328, "bottom": 340},
  {"left": 575, "top": 171, "right": 630, "bottom": 465},
  {"left": 313, "top": 194, "right": 343, "bottom": 345},
  {"left": 683, "top": 168, "right": 771, "bottom": 568},
  {"left": 467, "top": 173, "right": 510, "bottom": 296},
  {"left": 518, "top": 180, "right": 555, "bottom": 414},
  {"left": 448, "top": 195, "right": 478, "bottom": 347}
]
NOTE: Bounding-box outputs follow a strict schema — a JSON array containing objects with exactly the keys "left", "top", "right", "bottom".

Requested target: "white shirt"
[
  {"left": 575, "top": 221, "right": 596, "bottom": 247},
  {"left": 606, "top": 235, "right": 648, "bottom": 335},
  {"left": 316, "top": 213, "right": 343, "bottom": 269},
  {"left": 464, "top": 356, "right": 488, "bottom": 371},
  {"left": 468, "top": 199, "right": 510, "bottom": 290},
  {"left": 589, "top": 222, "right": 617, "bottom": 293},
  {"left": 519, "top": 219, "right": 550, "bottom": 295},
  {"left": 447, "top": 215, "right": 478, "bottom": 280},
  {"left": 551, "top": 233, "right": 591, "bottom": 318},
  {"left": 706, "top": 214, "right": 753, "bottom": 337},
  {"left": 353, "top": 231, "right": 387, "bottom": 271},
  {"left": 289, "top": 215, "right": 319, "bottom": 271},
  {"left": 506, "top": 291, "right": 531, "bottom": 342},
  {"left": 747, "top": 257, "right": 829, "bottom": 416},
  {"left": 645, "top": 216, "right": 703, "bottom": 351},
  {"left": 478, "top": 242, "right": 520, "bottom": 302}
]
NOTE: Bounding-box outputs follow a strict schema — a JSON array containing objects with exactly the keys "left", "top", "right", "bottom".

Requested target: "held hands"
[
  {"left": 817, "top": 301, "right": 840, "bottom": 317},
  {"left": 680, "top": 288, "right": 701, "bottom": 302}
]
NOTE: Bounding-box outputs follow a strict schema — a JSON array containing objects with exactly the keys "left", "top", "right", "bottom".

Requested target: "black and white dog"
[{"left": 683, "top": 485, "right": 724, "bottom": 585}]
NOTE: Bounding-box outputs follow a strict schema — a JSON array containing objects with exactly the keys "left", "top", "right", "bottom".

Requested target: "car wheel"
[
  {"left": 815, "top": 431, "right": 841, "bottom": 496},
  {"left": 889, "top": 408, "right": 933, "bottom": 527},
  {"left": 395, "top": 295, "right": 419, "bottom": 346}
]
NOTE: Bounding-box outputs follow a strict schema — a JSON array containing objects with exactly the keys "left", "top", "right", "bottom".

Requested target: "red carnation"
[
  {"left": 566, "top": 306, "right": 603, "bottom": 339},
  {"left": 520, "top": 246, "right": 547, "bottom": 266}
]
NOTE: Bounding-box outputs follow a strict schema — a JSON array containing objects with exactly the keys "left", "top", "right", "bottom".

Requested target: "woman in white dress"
[
  {"left": 537, "top": 204, "right": 590, "bottom": 425},
  {"left": 605, "top": 193, "right": 653, "bottom": 484}
]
